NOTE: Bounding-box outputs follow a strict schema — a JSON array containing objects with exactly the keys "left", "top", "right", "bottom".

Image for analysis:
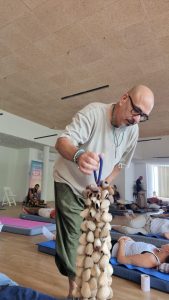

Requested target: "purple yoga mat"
[{"left": 0, "top": 217, "right": 50, "bottom": 228}]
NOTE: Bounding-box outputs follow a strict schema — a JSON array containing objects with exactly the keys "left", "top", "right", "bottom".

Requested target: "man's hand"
[{"left": 77, "top": 151, "right": 100, "bottom": 175}]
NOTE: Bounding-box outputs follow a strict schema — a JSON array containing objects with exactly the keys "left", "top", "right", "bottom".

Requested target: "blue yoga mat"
[
  {"left": 110, "top": 257, "right": 169, "bottom": 281},
  {"left": 37, "top": 241, "right": 169, "bottom": 292},
  {"left": 111, "top": 258, "right": 169, "bottom": 293}
]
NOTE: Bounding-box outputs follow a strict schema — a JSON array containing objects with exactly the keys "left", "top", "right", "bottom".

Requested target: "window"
[{"left": 151, "top": 165, "right": 169, "bottom": 198}]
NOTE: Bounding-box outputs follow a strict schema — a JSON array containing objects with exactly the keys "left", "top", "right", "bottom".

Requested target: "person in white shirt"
[{"left": 53, "top": 85, "right": 154, "bottom": 297}]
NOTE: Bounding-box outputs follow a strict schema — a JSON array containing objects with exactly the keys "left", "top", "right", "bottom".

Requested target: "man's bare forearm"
[
  {"left": 55, "top": 137, "right": 78, "bottom": 161},
  {"left": 55, "top": 137, "right": 100, "bottom": 175}
]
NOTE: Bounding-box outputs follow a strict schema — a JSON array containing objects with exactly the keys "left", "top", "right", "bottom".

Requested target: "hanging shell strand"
[{"left": 73, "top": 181, "right": 114, "bottom": 300}]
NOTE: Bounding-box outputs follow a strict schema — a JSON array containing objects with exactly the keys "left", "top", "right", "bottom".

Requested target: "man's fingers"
[
  {"left": 78, "top": 152, "right": 100, "bottom": 168},
  {"left": 78, "top": 151, "right": 102, "bottom": 174},
  {"left": 79, "top": 166, "right": 93, "bottom": 175},
  {"left": 89, "top": 152, "right": 100, "bottom": 162}
]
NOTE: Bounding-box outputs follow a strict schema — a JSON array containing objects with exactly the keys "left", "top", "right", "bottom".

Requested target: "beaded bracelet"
[{"left": 72, "top": 149, "right": 85, "bottom": 164}]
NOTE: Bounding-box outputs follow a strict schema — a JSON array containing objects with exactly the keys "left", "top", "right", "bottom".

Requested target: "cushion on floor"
[{"left": 37, "top": 240, "right": 56, "bottom": 256}]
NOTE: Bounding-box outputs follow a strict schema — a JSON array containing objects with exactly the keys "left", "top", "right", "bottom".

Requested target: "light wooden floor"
[{"left": 0, "top": 203, "right": 168, "bottom": 299}]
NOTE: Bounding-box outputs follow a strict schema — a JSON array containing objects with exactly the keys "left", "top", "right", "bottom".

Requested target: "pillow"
[
  {"left": 148, "top": 203, "right": 160, "bottom": 209},
  {"left": 158, "top": 263, "right": 169, "bottom": 273}
]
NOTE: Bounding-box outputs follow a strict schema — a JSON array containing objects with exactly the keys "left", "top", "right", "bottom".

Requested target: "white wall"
[
  {"left": 125, "top": 162, "right": 135, "bottom": 202},
  {"left": 48, "top": 160, "right": 55, "bottom": 202},
  {"left": 0, "top": 146, "right": 29, "bottom": 201},
  {"left": 113, "top": 169, "right": 125, "bottom": 200},
  {"left": 0, "top": 145, "right": 56, "bottom": 203},
  {"left": 15, "top": 148, "right": 31, "bottom": 201},
  {"left": 0, "top": 146, "right": 18, "bottom": 199},
  {"left": 113, "top": 162, "right": 135, "bottom": 203}
]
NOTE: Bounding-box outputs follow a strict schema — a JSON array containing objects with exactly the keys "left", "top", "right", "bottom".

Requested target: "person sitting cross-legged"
[{"left": 25, "top": 184, "right": 46, "bottom": 207}]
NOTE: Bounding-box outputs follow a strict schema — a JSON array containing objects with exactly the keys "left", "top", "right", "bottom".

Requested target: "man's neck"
[
  {"left": 111, "top": 105, "right": 126, "bottom": 129},
  {"left": 111, "top": 104, "right": 118, "bottom": 127}
]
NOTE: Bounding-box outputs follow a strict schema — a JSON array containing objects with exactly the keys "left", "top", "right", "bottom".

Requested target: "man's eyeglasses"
[{"left": 128, "top": 95, "right": 149, "bottom": 122}]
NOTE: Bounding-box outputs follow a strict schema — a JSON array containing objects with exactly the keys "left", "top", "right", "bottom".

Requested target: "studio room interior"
[{"left": 1, "top": 1, "right": 169, "bottom": 299}]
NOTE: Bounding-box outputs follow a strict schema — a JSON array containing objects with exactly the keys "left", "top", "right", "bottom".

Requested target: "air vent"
[
  {"left": 34, "top": 133, "right": 58, "bottom": 140},
  {"left": 152, "top": 157, "right": 169, "bottom": 159},
  {"left": 61, "top": 84, "right": 109, "bottom": 100},
  {"left": 138, "top": 138, "right": 161, "bottom": 143}
]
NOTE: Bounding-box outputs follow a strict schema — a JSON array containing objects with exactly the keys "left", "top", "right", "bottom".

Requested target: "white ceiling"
[{"left": 1, "top": 0, "right": 169, "bottom": 138}]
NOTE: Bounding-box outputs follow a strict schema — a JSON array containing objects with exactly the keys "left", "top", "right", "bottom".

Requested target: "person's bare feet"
[
  {"left": 22, "top": 207, "right": 30, "bottom": 214},
  {"left": 68, "top": 279, "right": 77, "bottom": 298},
  {"left": 163, "top": 232, "right": 169, "bottom": 239}
]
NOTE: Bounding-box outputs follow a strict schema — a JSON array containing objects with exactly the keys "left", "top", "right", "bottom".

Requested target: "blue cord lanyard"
[{"left": 93, "top": 156, "right": 103, "bottom": 186}]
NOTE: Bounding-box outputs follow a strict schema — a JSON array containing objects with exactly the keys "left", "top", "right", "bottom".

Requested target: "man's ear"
[{"left": 119, "top": 93, "right": 128, "bottom": 106}]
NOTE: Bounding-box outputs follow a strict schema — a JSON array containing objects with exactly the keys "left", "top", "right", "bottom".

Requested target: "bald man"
[{"left": 53, "top": 85, "right": 154, "bottom": 298}]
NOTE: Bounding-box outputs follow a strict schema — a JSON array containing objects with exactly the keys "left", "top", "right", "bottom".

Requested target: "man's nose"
[{"left": 133, "top": 115, "right": 141, "bottom": 123}]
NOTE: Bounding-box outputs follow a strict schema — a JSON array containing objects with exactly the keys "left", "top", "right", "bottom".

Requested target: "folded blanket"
[{"left": 110, "top": 257, "right": 169, "bottom": 281}]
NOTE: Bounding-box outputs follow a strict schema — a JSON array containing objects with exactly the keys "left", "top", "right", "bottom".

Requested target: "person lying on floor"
[
  {"left": 112, "top": 214, "right": 169, "bottom": 239},
  {"left": 111, "top": 236, "right": 169, "bottom": 268},
  {"left": 23, "top": 206, "right": 56, "bottom": 219}
]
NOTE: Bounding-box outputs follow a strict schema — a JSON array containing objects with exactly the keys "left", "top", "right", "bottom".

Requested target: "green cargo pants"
[{"left": 54, "top": 182, "right": 84, "bottom": 278}]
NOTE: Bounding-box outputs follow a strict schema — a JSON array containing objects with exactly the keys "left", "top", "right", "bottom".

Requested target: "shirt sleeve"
[
  {"left": 118, "top": 125, "right": 139, "bottom": 168},
  {"left": 58, "top": 104, "right": 96, "bottom": 147}
]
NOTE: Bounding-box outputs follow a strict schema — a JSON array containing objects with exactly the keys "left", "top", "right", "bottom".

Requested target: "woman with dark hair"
[{"left": 112, "top": 236, "right": 169, "bottom": 268}]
